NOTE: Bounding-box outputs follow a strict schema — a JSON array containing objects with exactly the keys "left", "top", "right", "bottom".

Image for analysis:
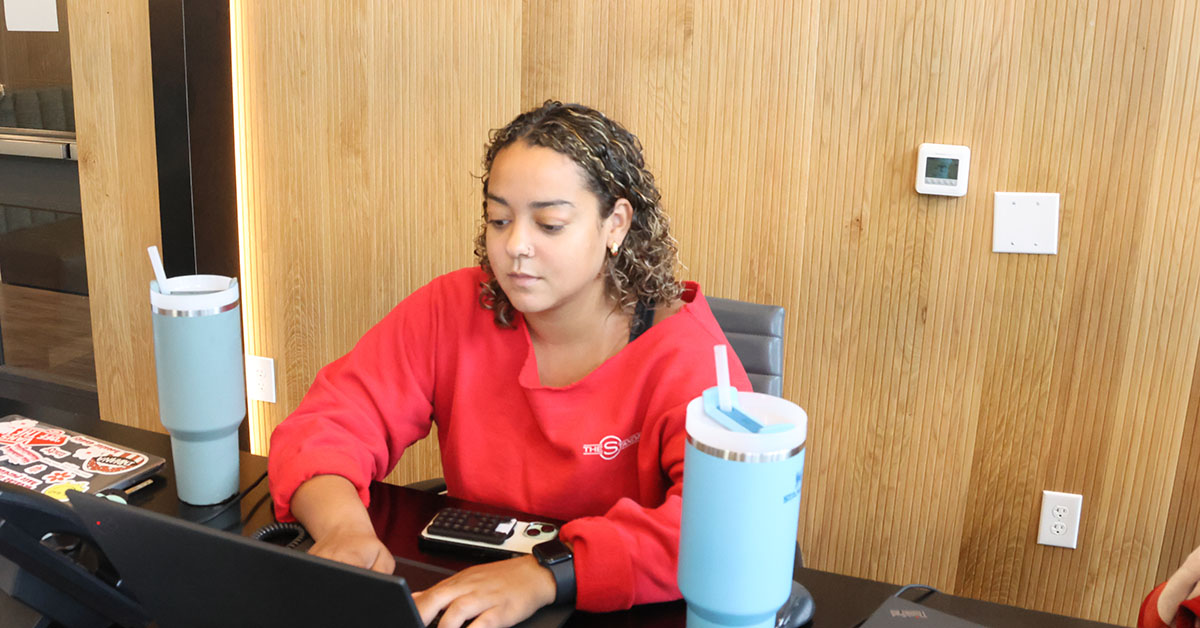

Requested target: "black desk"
[{"left": 15, "top": 413, "right": 1121, "bottom": 628}]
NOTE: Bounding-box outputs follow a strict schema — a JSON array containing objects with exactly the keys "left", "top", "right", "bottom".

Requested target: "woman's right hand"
[
  {"left": 290, "top": 474, "right": 396, "bottom": 574},
  {"left": 307, "top": 523, "right": 396, "bottom": 573}
]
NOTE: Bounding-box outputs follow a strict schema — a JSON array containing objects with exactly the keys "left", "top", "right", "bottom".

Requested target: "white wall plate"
[{"left": 993, "top": 192, "right": 1060, "bottom": 254}]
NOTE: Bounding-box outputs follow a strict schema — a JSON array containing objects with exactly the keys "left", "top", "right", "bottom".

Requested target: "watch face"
[{"left": 534, "top": 540, "right": 572, "bottom": 564}]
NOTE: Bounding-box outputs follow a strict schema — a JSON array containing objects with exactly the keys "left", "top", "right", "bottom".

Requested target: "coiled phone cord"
[{"left": 249, "top": 522, "right": 309, "bottom": 550}]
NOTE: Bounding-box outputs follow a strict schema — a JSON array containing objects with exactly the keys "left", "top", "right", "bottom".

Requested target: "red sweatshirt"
[{"left": 268, "top": 267, "right": 751, "bottom": 611}]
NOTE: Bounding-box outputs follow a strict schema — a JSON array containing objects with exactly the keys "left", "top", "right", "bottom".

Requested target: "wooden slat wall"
[
  {"left": 67, "top": 0, "right": 162, "bottom": 432},
  {"left": 63, "top": 0, "right": 1194, "bottom": 624}
]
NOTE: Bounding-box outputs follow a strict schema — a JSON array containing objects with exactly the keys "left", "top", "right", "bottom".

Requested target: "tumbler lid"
[
  {"left": 686, "top": 392, "right": 806, "bottom": 463},
  {"left": 150, "top": 275, "right": 239, "bottom": 317}
]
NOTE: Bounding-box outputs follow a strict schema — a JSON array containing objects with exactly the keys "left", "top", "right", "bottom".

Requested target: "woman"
[
  {"left": 1141, "top": 545, "right": 1200, "bottom": 628},
  {"left": 268, "top": 101, "right": 751, "bottom": 628}
]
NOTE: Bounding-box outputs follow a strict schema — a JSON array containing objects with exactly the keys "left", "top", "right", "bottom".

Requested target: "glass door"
[{"left": 0, "top": 0, "right": 94, "bottom": 392}]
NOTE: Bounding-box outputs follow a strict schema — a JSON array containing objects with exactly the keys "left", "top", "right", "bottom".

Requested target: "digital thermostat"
[{"left": 915, "top": 143, "right": 970, "bottom": 196}]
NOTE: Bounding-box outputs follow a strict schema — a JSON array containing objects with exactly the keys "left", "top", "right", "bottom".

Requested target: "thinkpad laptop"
[{"left": 68, "top": 491, "right": 572, "bottom": 628}]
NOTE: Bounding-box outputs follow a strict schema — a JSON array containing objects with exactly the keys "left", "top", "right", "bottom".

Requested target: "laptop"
[
  {"left": 67, "top": 491, "right": 572, "bottom": 628},
  {"left": 0, "top": 415, "right": 165, "bottom": 501}
]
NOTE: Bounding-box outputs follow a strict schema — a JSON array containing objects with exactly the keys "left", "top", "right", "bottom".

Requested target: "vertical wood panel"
[
  {"left": 1111, "top": 0, "right": 1200, "bottom": 616},
  {"left": 68, "top": 0, "right": 162, "bottom": 432}
]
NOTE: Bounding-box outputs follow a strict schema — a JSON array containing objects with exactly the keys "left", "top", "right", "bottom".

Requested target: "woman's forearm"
[{"left": 290, "top": 474, "right": 376, "bottom": 540}]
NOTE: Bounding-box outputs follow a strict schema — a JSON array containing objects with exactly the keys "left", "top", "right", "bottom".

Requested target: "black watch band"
[{"left": 532, "top": 539, "right": 575, "bottom": 605}]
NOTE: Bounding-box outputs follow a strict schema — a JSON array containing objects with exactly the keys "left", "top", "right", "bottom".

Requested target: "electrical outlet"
[
  {"left": 1037, "top": 490, "right": 1082, "bottom": 549},
  {"left": 245, "top": 355, "right": 276, "bottom": 404}
]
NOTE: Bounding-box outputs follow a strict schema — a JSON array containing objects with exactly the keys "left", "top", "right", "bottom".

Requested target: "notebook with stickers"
[{"left": 0, "top": 414, "right": 165, "bottom": 501}]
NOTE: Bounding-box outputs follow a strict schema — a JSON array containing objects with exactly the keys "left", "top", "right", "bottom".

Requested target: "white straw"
[
  {"left": 148, "top": 246, "right": 170, "bottom": 295},
  {"left": 714, "top": 345, "right": 732, "bottom": 411}
]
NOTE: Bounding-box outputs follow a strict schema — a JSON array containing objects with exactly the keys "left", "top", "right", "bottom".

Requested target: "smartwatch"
[{"left": 532, "top": 538, "right": 575, "bottom": 605}]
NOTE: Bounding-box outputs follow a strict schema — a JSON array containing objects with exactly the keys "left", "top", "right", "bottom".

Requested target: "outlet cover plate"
[
  {"left": 1038, "top": 490, "right": 1082, "bottom": 549},
  {"left": 246, "top": 355, "right": 276, "bottom": 404},
  {"left": 994, "top": 192, "right": 1060, "bottom": 254}
]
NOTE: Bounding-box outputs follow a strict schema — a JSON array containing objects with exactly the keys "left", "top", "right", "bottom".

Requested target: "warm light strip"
[{"left": 229, "top": 0, "right": 263, "bottom": 455}]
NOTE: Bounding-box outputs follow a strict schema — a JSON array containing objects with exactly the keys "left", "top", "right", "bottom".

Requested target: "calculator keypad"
[{"left": 426, "top": 508, "right": 518, "bottom": 545}]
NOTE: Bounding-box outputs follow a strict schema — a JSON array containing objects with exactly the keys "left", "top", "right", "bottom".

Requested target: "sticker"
[
  {"left": 0, "top": 467, "right": 41, "bottom": 490},
  {"left": 25, "top": 464, "right": 47, "bottom": 474},
  {"left": 0, "top": 426, "right": 68, "bottom": 447},
  {"left": 42, "top": 481, "right": 89, "bottom": 502},
  {"left": 70, "top": 436, "right": 121, "bottom": 455},
  {"left": 2, "top": 444, "right": 40, "bottom": 465},
  {"left": 73, "top": 445, "right": 105, "bottom": 460},
  {"left": 41, "top": 458, "right": 91, "bottom": 479},
  {"left": 40, "top": 446, "right": 70, "bottom": 459},
  {"left": 44, "top": 470, "right": 76, "bottom": 483},
  {"left": 84, "top": 452, "right": 148, "bottom": 475}
]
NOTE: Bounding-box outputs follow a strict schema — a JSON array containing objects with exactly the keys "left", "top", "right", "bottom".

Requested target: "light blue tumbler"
[
  {"left": 150, "top": 275, "right": 246, "bottom": 505},
  {"left": 678, "top": 392, "right": 807, "bottom": 628}
]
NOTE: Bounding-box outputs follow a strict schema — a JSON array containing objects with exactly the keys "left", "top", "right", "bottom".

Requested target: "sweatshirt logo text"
[{"left": 583, "top": 433, "right": 641, "bottom": 461}]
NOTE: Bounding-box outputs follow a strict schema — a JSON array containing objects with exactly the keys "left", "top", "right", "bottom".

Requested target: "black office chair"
[{"left": 705, "top": 296, "right": 785, "bottom": 397}]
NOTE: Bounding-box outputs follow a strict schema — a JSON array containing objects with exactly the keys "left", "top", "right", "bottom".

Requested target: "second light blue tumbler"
[
  {"left": 150, "top": 275, "right": 246, "bottom": 506},
  {"left": 678, "top": 392, "right": 808, "bottom": 628}
]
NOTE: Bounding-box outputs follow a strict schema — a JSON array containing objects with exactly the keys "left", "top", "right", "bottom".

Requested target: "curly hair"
[{"left": 474, "top": 101, "right": 683, "bottom": 328}]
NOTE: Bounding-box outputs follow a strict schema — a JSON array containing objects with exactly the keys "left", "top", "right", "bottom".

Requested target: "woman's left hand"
[{"left": 413, "top": 554, "right": 557, "bottom": 628}]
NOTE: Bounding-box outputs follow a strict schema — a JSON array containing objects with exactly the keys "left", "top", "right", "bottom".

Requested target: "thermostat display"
[
  {"left": 925, "top": 157, "right": 959, "bottom": 181},
  {"left": 916, "top": 144, "right": 970, "bottom": 196}
]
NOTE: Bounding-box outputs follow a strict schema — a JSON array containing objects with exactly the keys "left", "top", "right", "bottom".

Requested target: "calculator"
[{"left": 418, "top": 507, "right": 559, "bottom": 559}]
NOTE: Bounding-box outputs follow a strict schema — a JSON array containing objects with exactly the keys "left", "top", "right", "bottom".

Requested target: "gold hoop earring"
[{"left": 610, "top": 242, "right": 620, "bottom": 256}]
